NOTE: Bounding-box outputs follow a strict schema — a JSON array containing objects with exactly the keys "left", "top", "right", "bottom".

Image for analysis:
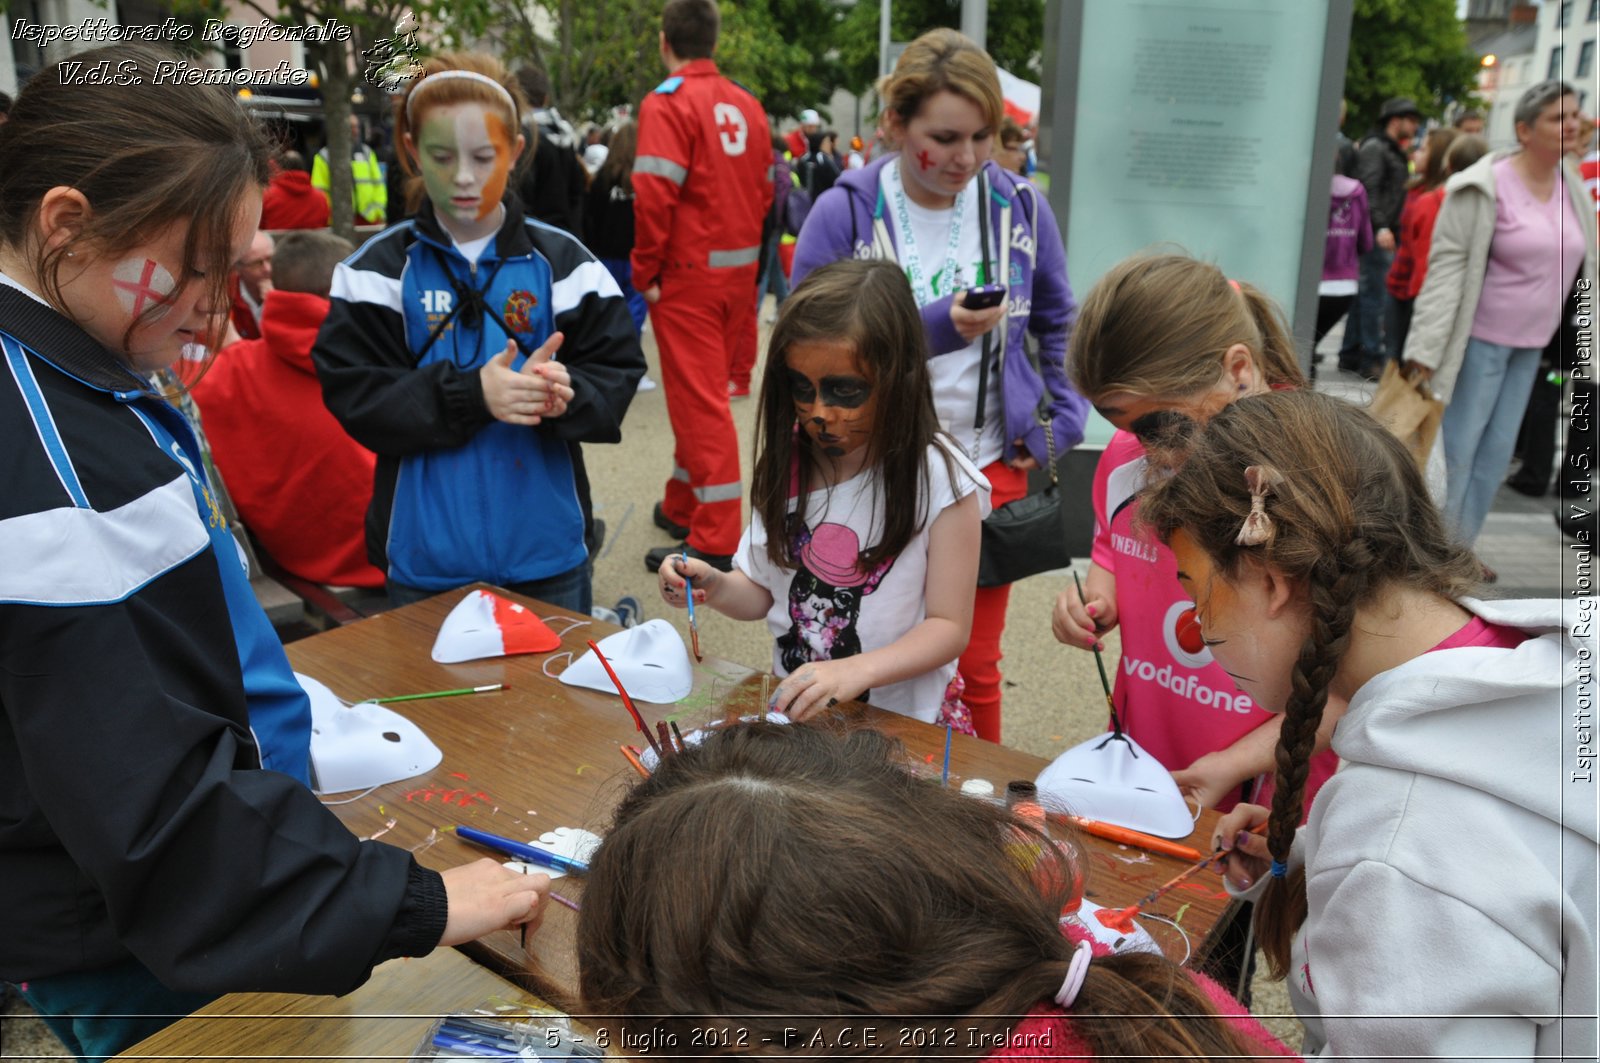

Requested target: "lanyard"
[{"left": 884, "top": 158, "right": 966, "bottom": 307}]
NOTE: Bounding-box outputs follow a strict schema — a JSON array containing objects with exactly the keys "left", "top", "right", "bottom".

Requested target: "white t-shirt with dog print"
[{"left": 734, "top": 437, "right": 990, "bottom": 722}]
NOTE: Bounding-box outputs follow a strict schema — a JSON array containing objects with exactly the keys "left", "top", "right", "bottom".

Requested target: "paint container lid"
[
  {"left": 960, "top": 778, "right": 995, "bottom": 798},
  {"left": 1005, "top": 780, "right": 1038, "bottom": 807}
]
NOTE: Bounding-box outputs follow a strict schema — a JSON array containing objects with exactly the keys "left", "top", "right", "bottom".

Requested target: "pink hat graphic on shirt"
[{"left": 799, "top": 522, "right": 867, "bottom": 587}]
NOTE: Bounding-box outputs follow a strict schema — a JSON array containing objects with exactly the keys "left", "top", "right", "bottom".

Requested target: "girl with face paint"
[
  {"left": 1142, "top": 390, "right": 1596, "bottom": 1062},
  {"left": 789, "top": 28, "right": 1089, "bottom": 744},
  {"left": 0, "top": 45, "right": 549, "bottom": 1060},
  {"left": 658, "top": 260, "right": 990, "bottom": 724},
  {"left": 312, "top": 53, "right": 646, "bottom": 613}
]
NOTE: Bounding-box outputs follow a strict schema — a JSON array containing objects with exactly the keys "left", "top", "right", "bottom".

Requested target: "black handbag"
[{"left": 971, "top": 177, "right": 1072, "bottom": 588}]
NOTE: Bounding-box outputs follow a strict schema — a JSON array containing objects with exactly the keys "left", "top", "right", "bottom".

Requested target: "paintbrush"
[
  {"left": 680, "top": 553, "right": 703, "bottom": 661},
  {"left": 670, "top": 720, "right": 688, "bottom": 753},
  {"left": 1073, "top": 570, "right": 1124, "bottom": 735},
  {"left": 619, "top": 744, "right": 651, "bottom": 779},
  {"left": 586, "top": 639, "right": 661, "bottom": 756},
  {"left": 656, "top": 720, "right": 674, "bottom": 759},
  {"left": 1095, "top": 823, "right": 1267, "bottom": 933}
]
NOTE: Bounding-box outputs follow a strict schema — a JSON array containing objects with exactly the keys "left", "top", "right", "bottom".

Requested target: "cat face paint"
[
  {"left": 784, "top": 339, "right": 877, "bottom": 462},
  {"left": 412, "top": 102, "right": 522, "bottom": 236}
]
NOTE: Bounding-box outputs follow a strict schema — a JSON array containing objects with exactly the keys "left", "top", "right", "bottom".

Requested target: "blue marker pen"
[{"left": 456, "top": 825, "right": 589, "bottom": 875}]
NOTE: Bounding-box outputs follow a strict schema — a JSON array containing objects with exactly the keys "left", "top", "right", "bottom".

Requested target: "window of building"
[
  {"left": 1559, "top": 1, "right": 1573, "bottom": 28},
  {"left": 1549, "top": 45, "right": 1565, "bottom": 79},
  {"left": 1589, "top": 0, "right": 1599, "bottom": 23},
  {"left": 1580, "top": 40, "right": 1597, "bottom": 80}
]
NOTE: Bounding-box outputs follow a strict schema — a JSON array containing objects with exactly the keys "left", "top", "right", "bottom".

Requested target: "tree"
[
  {"left": 832, "top": 0, "right": 1046, "bottom": 98},
  {"left": 1343, "top": 0, "right": 1480, "bottom": 135}
]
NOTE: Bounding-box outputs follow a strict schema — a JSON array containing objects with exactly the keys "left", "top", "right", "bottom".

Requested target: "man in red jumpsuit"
[{"left": 634, "top": 0, "right": 772, "bottom": 572}]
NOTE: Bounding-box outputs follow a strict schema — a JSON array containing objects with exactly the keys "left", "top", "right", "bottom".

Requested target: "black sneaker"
[
  {"left": 653, "top": 502, "right": 690, "bottom": 540},
  {"left": 644, "top": 543, "right": 734, "bottom": 574}
]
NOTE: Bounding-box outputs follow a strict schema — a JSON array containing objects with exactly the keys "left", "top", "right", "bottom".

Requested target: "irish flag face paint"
[{"left": 415, "top": 102, "right": 520, "bottom": 236}]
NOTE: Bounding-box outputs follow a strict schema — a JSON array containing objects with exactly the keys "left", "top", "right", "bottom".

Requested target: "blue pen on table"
[
  {"left": 942, "top": 725, "right": 953, "bottom": 787},
  {"left": 456, "top": 825, "right": 589, "bottom": 875},
  {"left": 680, "top": 552, "right": 703, "bottom": 661}
]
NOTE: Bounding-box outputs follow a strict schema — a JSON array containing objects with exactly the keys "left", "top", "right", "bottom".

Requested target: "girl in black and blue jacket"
[{"left": 313, "top": 53, "right": 644, "bottom": 612}]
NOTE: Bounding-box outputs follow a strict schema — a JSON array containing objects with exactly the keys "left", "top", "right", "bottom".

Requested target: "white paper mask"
[
  {"left": 556, "top": 619, "right": 693, "bottom": 704},
  {"left": 1034, "top": 731, "right": 1196, "bottom": 839},
  {"left": 298, "top": 673, "right": 443, "bottom": 795},
  {"left": 432, "top": 589, "right": 561, "bottom": 663}
]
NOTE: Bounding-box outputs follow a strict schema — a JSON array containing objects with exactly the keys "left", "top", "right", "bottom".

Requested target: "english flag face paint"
[
  {"left": 111, "top": 257, "right": 176, "bottom": 318},
  {"left": 414, "top": 101, "right": 522, "bottom": 236},
  {"left": 893, "top": 89, "right": 993, "bottom": 207}
]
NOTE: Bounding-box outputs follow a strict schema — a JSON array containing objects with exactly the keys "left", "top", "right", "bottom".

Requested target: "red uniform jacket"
[
  {"left": 632, "top": 59, "right": 773, "bottom": 288},
  {"left": 228, "top": 274, "right": 262, "bottom": 342},
  {"left": 261, "top": 170, "right": 331, "bottom": 230},
  {"left": 192, "top": 289, "right": 384, "bottom": 588}
]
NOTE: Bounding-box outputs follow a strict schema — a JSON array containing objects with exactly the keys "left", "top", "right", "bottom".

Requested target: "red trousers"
[
  {"left": 960, "top": 460, "right": 1029, "bottom": 743},
  {"left": 650, "top": 267, "right": 758, "bottom": 555}
]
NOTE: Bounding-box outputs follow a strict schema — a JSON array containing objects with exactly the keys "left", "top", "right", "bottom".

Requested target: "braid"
[{"left": 1255, "top": 540, "right": 1368, "bottom": 977}]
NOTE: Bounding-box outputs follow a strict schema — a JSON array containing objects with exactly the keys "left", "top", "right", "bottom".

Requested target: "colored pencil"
[
  {"left": 941, "top": 725, "right": 953, "bottom": 787},
  {"left": 670, "top": 720, "right": 688, "bottom": 753},
  {"left": 586, "top": 639, "right": 660, "bottom": 756},
  {"left": 619, "top": 744, "right": 651, "bottom": 779},
  {"left": 550, "top": 890, "right": 583, "bottom": 912},
  {"left": 455, "top": 825, "right": 589, "bottom": 875},
  {"left": 371, "top": 683, "right": 506, "bottom": 704},
  {"left": 681, "top": 553, "right": 703, "bottom": 661},
  {"left": 1064, "top": 815, "right": 1204, "bottom": 863},
  {"left": 656, "top": 720, "right": 674, "bottom": 759}
]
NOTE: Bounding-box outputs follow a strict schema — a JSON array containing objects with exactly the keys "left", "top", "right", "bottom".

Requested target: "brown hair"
[
  {"left": 270, "top": 231, "right": 353, "bottom": 297},
  {"left": 0, "top": 44, "right": 272, "bottom": 352},
  {"left": 663, "top": 0, "right": 720, "bottom": 60},
  {"left": 577, "top": 722, "right": 1266, "bottom": 1061},
  {"left": 1138, "top": 390, "right": 1480, "bottom": 977},
  {"left": 1068, "top": 253, "right": 1304, "bottom": 404},
  {"left": 1408, "top": 126, "right": 1458, "bottom": 191},
  {"left": 395, "top": 52, "right": 530, "bottom": 216},
  {"left": 597, "top": 120, "right": 638, "bottom": 196},
  {"left": 1445, "top": 133, "right": 1489, "bottom": 174},
  {"left": 752, "top": 259, "right": 955, "bottom": 571},
  {"left": 880, "top": 28, "right": 1004, "bottom": 140}
]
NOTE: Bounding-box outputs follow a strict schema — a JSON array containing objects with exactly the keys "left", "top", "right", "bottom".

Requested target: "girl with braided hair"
[
  {"left": 576, "top": 721, "right": 1295, "bottom": 1061},
  {"left": 1140, "top": 389, "right": 1597, "bottom": 1061}
]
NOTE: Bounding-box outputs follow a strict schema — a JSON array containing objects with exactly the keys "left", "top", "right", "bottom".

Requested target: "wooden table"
[
  {"left": 116, "top": 947, "right": 541, "bottom": 1061},
  {"left": 285, "top": 586, "right": 1235, "bottom": 1006}
]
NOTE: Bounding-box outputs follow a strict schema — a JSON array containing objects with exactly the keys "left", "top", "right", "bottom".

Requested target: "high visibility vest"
[{"left": 312, "top": 146, "right": 387, "bottom": 225}]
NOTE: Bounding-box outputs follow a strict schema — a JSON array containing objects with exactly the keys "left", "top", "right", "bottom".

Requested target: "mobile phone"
[{"left": 962, "top": 284, "right": 1006, "bottom": 310}]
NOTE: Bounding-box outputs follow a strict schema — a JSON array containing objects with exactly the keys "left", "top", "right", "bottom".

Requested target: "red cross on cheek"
[
  {"left": 916, "top": 150, "right": 934, "bottom": 171},
  {"left": 111, "top": 258, "right": 176, "bottom": 318}
]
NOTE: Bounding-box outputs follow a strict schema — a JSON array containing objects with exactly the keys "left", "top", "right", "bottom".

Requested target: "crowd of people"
[{"left": 0, "top": 2, "right": 1594, "bottom": 1061}]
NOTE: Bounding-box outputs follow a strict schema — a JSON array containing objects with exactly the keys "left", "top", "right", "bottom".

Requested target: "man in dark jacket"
[
  {"left": 1338, "top": 96, "right": 1419, "bottom": 378},
  {"left": 515, "top": 66, "right": 588, "bottom": 239}
]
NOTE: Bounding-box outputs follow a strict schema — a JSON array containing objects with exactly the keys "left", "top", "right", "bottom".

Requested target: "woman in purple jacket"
[{"left": 792, "top": 29, "right": 1087, "bottom": 743}]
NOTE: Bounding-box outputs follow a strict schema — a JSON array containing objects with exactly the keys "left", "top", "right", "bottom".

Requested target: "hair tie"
[
  {"left": 405, "top": 70, "right": 518, "bottom": 124},
  {"left": 1269, "top": 859, "right": 1289, "bottom": 879},
  {"left": 1053, "top": 939, "right": 1094, "bottom": 1010},
  {"left": 1227, "top": 278, "right": 1241, "bottom": 292},
  {"left": 1235, "top": 465, "right": 1282, "bottom": 546}
]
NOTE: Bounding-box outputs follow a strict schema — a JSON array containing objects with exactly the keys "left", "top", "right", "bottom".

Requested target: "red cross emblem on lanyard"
[{"left": 112, "top": 258, "right": 176, "bottom": 318}]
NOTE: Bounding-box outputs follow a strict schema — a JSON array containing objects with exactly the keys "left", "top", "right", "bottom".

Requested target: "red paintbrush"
[{"left": 587, "top": 639, "right": 660, "bottom": 756}]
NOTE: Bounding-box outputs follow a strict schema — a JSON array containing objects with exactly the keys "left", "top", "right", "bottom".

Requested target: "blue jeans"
[
  {"left": 1441, "top": 336, "right": 1543, "bottom": 544},
  {"left": 387, "top": 561, "right": 592, "bottom": 615},
  {"left": 1339, "top": 246, "right": 1393, "bottom": 367},
  {"left": 756, "top": 234, "right": 789, "bottom": 310},
  {"left": 600, "top": 258, "right": 648, "bottom": 335}
]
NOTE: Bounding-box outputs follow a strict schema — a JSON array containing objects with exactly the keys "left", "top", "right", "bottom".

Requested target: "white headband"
[{"left": 405, "top": 70, "right": 518, "bottom": 123}]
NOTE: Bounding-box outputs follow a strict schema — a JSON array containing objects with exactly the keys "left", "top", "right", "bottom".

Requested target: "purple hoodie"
[
  {"left": 1323, "top": 174, "right": 1374, "bottom": 284},
  {"left": 792, "top": 155, "right": 1088, "bottom": 467}
]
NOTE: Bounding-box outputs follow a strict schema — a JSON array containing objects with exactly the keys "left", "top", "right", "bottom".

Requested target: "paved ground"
[{"left": 4, "top": 309, "right": 1588, "bottom": 1059}]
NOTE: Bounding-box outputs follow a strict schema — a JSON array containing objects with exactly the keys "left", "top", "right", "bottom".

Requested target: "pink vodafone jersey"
[{"left": 1090, "top": 431, "right": 1336, "bottom": 814}]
